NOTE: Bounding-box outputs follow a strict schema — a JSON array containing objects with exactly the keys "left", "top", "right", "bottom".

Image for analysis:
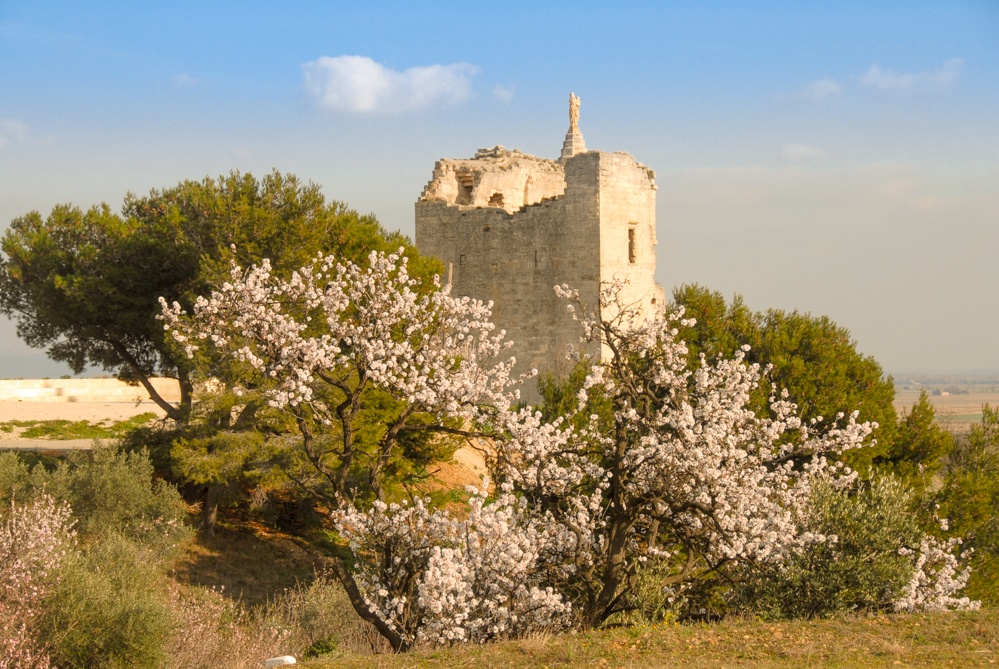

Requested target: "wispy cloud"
[
  {"left": 781, "top": 143, "right": 826, "bottom": 162},
  {"left": 0, "top": 119, "right": 27, "bottom": 151},
  {"left": 493, "top": 84, "right": 515, "bottom": 103},
  {"left": 172, "top": 73, "right": 205, "bottom": 89},
  {"left": 302, "top": 55, "right": 478, "bottom": 113},
  {"left": 860, "top": 58, "right": 963, "bottom": 91},
  {"left": 794, "top": 58, "right": 963, "bottom": 101},
  {"left": 805, "top": 78, "right": 842, "bottom": 100}
]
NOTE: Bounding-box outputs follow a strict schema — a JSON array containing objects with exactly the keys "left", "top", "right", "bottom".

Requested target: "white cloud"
[
  {"left": 302, "top": 55, "right": 478, "bottom": 113},
  {"left": 805, "top": 77, "right": 842, "bottom": 100},
  {"left": 172, "top": 73, "right": 205, "bottom": 89},
  {"left": 0, "top": 119, "right": 27, "bottom": 151},
  {"left": 860, "top": 58, "right": 963, "bottom": 91},
  {"left": 781, "top": 143, "right": 826, "bottom": 162},
  {"left": 493, "top": 84, "right": 514, "bottom": 103}
]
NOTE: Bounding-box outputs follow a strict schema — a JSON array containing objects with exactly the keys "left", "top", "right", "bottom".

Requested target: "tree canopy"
[
  {"left": 0, "top": 171, "right": 441, "bottom": 421},
  {"left": 669, "top": 284, "right": 898, "bottom": 467}
]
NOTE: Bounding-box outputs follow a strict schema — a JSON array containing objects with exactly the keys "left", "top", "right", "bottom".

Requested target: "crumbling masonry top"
[{"left": 418, "top": 146, "right": 567, "bottom": 215}]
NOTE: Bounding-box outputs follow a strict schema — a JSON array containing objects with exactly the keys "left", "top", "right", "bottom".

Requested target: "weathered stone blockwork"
[{"left": 416, "top": 145, "right": 663, "bottom": 403}]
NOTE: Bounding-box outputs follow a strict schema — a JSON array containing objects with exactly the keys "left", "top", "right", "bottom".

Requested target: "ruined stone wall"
[
  {"left": 416, "top": 148, "right": 661, "bottom": 404},
  {"left": 594, "top": 152, "right": 665, "bottom": 323},
  {"left": 419, "top": 147, "right": 566, "bottom": 214}
]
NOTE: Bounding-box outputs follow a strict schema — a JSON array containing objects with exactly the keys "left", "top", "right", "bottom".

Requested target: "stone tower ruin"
[{"left": 415, "top": 95, "right": 664, "bottom": 403}]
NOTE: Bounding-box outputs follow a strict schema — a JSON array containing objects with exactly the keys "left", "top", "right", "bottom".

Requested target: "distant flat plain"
[{"left": 894, "top": 385, "right": 999, "bottom": 433}]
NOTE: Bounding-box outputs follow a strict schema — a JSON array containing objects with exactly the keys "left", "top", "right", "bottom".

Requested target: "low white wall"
[{"left": 0, "top": 378, "right": 181, "bottom": 403}]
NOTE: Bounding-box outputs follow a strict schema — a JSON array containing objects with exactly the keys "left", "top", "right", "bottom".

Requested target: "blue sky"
[{"left": 1, "top": 1, "right": 997, "bottom": 378}]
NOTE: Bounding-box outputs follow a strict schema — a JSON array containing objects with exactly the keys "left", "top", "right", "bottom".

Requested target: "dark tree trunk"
[
  {"left": 328, "top": 557, "right": 410, "bottom": 653},
  {"left": 200, "top": 484, "right": 221, "bottom": 536}
]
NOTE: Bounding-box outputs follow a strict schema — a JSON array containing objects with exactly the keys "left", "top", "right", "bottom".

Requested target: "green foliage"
[
  {"left": 669, "top": 284, "right": 897, "bottom": 472},
  {"left": 36, "top": 444, "right": 188, "bottom": 548},
  {"left": 38, "top": 532, "right": 175, "bottom": 669},
  {"left": 939, "top": 404, "right": 999, "bottom": 604},
  {"left": 122, "top": 170, "right": 441, "bottom": 290},
  {"left": 0, "top": 412, "right": 157, "bottom": 440},
  {"left": 0, "top": 451, "right": 31, "bottom": 504},
  {"left": 0, "top": 170, "right": 442, "bottom": 420},
  {"left": 0, "top": 443, "right": 190, "bottom": 553},
  {"left": 537, "top": 356, "right": 614, "bottom": 432},
  {"left": 733, "top": 476, "right": 922, "bottom": 619},
  {"left": 670, "top": 284, "right": 760, "bottom": 369},
  {"left": 625, "top": 555, "right": 683, "bottom": 624},
  {"left": 0, "top": 202, "right": 200, "bottom": 417},
  {"left": 877, "top": 390, "right": 954, "bottom": 494}
]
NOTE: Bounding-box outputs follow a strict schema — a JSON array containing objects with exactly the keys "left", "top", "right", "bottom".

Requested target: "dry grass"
[
  {"left": 171, "top": 522, "right": 330, "bottom": 606},
  {"left": 303, "top": 609, "right": 999, "bottom": 668}
]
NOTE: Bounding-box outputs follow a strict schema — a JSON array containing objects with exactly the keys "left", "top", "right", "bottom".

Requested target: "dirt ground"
[
  {"left": 0, "top": 399, "right": 168, "bottom": 423},
  {"left": 0, "top": 399, "right": 169, "bottom": 451}
]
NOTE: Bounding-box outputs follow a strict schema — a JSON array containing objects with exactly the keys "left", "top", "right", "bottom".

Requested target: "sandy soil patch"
[
  {"left": 0, "top": 400, "right": 169, "bottom": 451},
  {"left": 0, "top": 399, "right": 169, "bottom": 424}
]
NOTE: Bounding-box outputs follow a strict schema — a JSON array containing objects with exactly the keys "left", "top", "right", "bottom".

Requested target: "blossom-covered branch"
[{"left": 493, "top": 281, "right": 875, "bottom": 626}]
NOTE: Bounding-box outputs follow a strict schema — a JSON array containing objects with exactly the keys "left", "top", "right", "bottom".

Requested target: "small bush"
[
  {"left": 31, "top": 442, "right": 190, "bottom": 552},
  {"left": 166, "top": 585, "right": 288, "bottom": 669},
  {"left": 733, "top": 476, "right": 941, "bottom": 619},
  {"left": 939, "top": 404, "right": 999, "bottom": 604},
  {"left": 166, "top": 571, "right": 378, "bottom": 667},
  {"left": 0, "top": 452, "right": 31, "bottom": 505},
  {"left": 38, "top": 532, "right": 175, "bottom": 669}
]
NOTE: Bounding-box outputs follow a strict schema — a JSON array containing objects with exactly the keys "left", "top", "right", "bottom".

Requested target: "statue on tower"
[{"left": 569, "top": 92, "right": 580, "bottom": 132}]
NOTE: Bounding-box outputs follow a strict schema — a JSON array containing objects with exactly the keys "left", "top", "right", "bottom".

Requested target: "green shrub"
[
  {"left": 263, "top": 571, "right": 380, "bottom": 657},
  {"left": 39, "top": 532, "right": 176, "bottom": 669},
  {"left": 939, "top": 404, "right": 999, "bottom": 604},
  {"left": 0, "top": 451, "right": 31, "bottom": 504},
  {"left": 30, "top": 442, "right": 190, "bottom": 552},
  {"left": 732, "top": 476, "right": 923, "bottom": 619}
]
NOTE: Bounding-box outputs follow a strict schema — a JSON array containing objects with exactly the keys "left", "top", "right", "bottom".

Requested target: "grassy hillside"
[{"left": 305, "top": 609, "right": 998, "bottom": 668}]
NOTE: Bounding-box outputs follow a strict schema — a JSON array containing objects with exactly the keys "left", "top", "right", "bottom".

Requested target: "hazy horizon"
[{"left": 2, "top": 1, "right": 997, "bottom": 379}]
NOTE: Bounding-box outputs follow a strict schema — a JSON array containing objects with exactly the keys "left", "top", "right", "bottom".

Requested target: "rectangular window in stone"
[{"left": 628, "top": 226, "right": 637, "bottom": 264}]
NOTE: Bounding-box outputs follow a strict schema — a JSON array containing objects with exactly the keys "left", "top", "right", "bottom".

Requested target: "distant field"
[{"left": 894, "top": 387, "right": 999, "bottom": 432}]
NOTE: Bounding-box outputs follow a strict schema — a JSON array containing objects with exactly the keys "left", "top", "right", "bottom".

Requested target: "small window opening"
[
  {"left": 488, "top": 192, "right": 504, "bottom": 208},
  {"left": 456, "top": 173, "right": 475, "bottom": 205},
  {"left": 459, "top": 254, "right": 466, "bottom": 266},
  {"left": 628, "top": 227, "right": 637, "bottom": 264}
]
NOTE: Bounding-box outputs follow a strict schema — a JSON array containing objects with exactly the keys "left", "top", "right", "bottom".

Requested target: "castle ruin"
[{"left": 415, "top": 95, "right": 664, "bottom": 402}]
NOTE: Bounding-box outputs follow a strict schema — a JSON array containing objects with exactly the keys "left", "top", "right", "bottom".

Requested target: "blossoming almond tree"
[
  {"left": 0, "top": 495, "right": 76, "bottom": 669},
  {"left": 161, "top": 249, "right": 564, "bottom": 651},
  {"left": 491, "top": 282, "right": 877, "bottom": 627},
  {"left": 163, "top": 253, "right": 976, "bottom": 651},
  {"left": 160, "top": 249, "right": 517, "bottom": 502},
  {"left": 331, "top": 486, "right": 570, "bottom": 649}
]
